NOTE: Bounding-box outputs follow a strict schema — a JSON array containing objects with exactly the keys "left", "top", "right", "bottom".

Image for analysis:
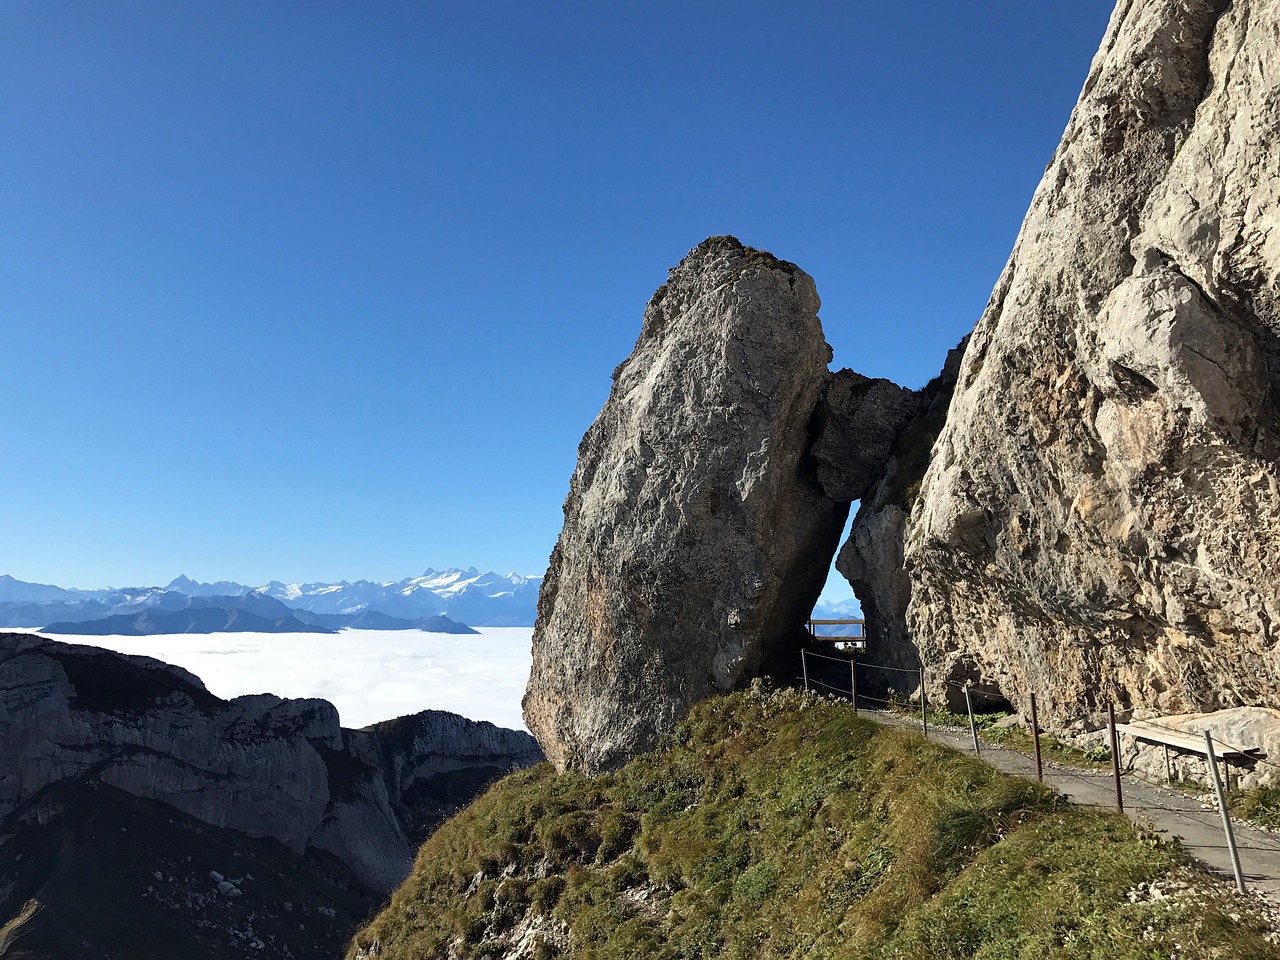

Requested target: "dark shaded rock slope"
[{"left": 0, "top": 632, "right": 542, "bottom": 960}]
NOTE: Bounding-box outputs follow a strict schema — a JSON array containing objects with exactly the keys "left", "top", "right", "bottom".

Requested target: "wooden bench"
[{"left": 1116, "top": 719, "right": 1260, "bottom": 788}]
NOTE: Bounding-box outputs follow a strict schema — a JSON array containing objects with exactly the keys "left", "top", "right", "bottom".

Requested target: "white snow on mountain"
[
  {"left": 0, "top": 569, "right": 545, "bottom": 628},
  {"left": 251, "top": 568, "right": 542, "bottom": 626}
]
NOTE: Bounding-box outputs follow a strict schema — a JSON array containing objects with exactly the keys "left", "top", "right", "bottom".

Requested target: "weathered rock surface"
[
  {"left": 811, "top": 370, "right": 918, "bottom": 503},
  {"left": 524, "top": 236, "right": 848, "bottom": 772},
  {"left": 0, "top": 632, "right": 542, "bottom": 893},
  {"left": 851, "top": 0, "right": 1280, "bottom": 727},
  {"left": 838, "top": 341, "right": 966, "bottom": 682}
]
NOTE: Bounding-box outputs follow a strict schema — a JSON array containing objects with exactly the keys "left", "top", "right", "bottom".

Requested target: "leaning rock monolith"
[
  {"left": 874, "top": 0, "right": 1280, "bottom": 729},
  {"left": 523, "top": 236, "right": 847, "bottom": 772}
]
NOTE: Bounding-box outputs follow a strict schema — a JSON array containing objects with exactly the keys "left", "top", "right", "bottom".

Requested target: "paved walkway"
[{"left": 862, "top": 706, "right": 1280, "bottom": 901}]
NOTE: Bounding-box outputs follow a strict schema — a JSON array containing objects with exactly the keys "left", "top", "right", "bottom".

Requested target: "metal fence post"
[
  {"left": 1029, "top": 693, "right": 1043, "bottom": 783},
  {"left": 919, "top": 666, "right": 928, "bottom": 738},
  {"left": 801, "top": 649, "right": 809, "bottom": 692},
  {"left": 1107, "top": 703, "right": 1123, "bottom": 815},
  {"left": 850, "top": 659, "right": 858, "bottom": 714},
  {"left": 1204, "top": 731, "right": 1246, "bottom": 893},
  {"left": 964, "top": 682, "right": 980, "bottom": 756}
]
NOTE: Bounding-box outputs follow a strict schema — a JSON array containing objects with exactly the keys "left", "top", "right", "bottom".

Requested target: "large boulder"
[
  {"left": 524, "top": 236, "right": 847, "bottom": 772},
  {"left": 811, "top": 370, "right": 918, "bottom": 503},
  {"left": 850, "top": 0, "right": 1280, "bottom": 728}
]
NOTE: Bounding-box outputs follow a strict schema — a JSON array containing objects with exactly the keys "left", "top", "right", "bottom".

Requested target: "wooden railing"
[{"left": 807, "top": 618, "right": 865, "bottom": 649}]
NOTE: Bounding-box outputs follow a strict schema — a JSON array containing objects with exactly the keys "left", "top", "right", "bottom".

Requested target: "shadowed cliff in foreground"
[{"left": 0, "top": 633, "right": 543, "bottom": 960}]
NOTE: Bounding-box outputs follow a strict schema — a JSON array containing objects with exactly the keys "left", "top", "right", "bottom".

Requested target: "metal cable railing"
[{"left": 793, "top": 641, "right": 1277, "bottom": 891}]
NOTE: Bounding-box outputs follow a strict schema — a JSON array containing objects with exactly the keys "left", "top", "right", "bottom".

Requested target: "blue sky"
[{"left": 1, "top": 1, "right": 1115, "bottom": 591}]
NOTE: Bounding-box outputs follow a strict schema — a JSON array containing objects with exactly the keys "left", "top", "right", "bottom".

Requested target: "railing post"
[
  {"left": 919, "top": 666, "right": 928, "bottom": 738},
  {"left": 800, "top": 649, "right": 809, "bottom": 692},
  {"left": 1107, "top": 703, "right": 1123, "bottom": 815},
  {"left": 850, "top": 659, "right": 858, "bottom": 714},
  {"left": 964, "top": 682, "right": 980, "bottom": 756},
  {"left": 1204, "top": 731, "right": 1246, "bottom": 893},
  {"left": 1029, "top": 693, "right": 1043, "bottom": 783}
]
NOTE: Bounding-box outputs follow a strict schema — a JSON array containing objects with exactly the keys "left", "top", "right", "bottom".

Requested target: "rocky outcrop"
[
  {"left": 0, "top": 782, "right": 379, "bottom": 960},
  {"left": 361, "top": 709, "right": 544, "bottom": 846},
  {"left": 811, "top": 370, "right": 918, "bottom": 503},
  {"left": 524, "top": 236, "right": 849, "bottom": 772},
  {"left": 855, "top": 0, "right": 1280, "bottom": 727},
  {"left": 838, "top": 341, "right": 966, "bottom": 681},
  {"left": 0, "top": 633, "right": 542, "bottom": 892}
]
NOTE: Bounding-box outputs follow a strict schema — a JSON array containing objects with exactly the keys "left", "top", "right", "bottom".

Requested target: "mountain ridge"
[
  {"left": 0, "top": 632, "right": 544, "bottom": 960},
  {"left": 0, "top": 568, "right": 540, "bottom": 630}
]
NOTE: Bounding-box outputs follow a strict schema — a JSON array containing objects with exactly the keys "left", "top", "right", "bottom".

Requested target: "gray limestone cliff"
[
  {"left": 850, "top": 0, "right": 1280, "bottom": 727},
  {"left": 524, "top": 237, "right": 844, "bottom": 772},
  {"left": 527, "top": 0, "right": 1280, "bottom": 771},
  {"left": 523, "top": 236, "right": 917, "bottom": 773},
  {"left": 0, "top": 633, "right": 542, "bottom": 893}
]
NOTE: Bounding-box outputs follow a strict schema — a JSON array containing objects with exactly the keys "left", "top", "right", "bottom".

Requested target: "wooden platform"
[
  {"left": 1116, "top": 720, "right": 1259, "bottom": 759},
  {"left": 807, "top": 618, "right": 865, "bottom": 648}
]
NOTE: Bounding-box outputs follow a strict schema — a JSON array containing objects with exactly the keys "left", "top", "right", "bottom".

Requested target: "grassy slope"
[{"left": 350, "top": 686, "right": 1279, "bottom": 960}]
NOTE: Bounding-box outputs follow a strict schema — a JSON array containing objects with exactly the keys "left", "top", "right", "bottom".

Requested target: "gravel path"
[{"left": 861, "top": 705, "right": 1280, "bottom": 902}]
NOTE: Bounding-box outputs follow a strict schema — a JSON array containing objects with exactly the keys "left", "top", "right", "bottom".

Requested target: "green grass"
[
  {"left": 883, "top": 697, "right": 1113, "bottom": 770},
  {"left": 348, "top": 685, "right": 1279, "bottom": 960},
  {"left": 1232, "top": 785, "right": 1280, "bottom": 830}
]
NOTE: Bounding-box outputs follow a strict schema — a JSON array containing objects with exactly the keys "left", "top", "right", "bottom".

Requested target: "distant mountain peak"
[{"left": 0, "top": 568, "right": 546, "bottom": 629}]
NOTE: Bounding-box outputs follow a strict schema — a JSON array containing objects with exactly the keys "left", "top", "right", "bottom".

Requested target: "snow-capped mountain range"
[
  {"left": 254, "top": 568, "right": 541, "bottom": 626},
  {"left": 0, "top": 568, "right": 542, "bottom": 629}
]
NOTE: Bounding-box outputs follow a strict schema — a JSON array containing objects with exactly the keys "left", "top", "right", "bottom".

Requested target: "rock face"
[
  {"left": 524, "top": 236, "right": 849, "bottom": 772},
  {"left": 851, "top": 0, "right": 1280, "bottom": 726},
  {"left": 811, "top": 370, "right": 918, "bottom": 503},
  {"left": 0, "top": 633, "right": 543, "bottom": 893},
  {"left": 838, "top": 341, "right": 966, "bottom": 681}
]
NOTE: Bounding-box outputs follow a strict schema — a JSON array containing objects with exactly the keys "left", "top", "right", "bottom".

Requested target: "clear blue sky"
[{"left": 1, "top": 1, "right": 1116, "bottom": 589}]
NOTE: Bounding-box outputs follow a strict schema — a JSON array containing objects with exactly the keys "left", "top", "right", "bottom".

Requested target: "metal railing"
[{"left": 794, "top": 651, "right": 1267, "bottom": 894}]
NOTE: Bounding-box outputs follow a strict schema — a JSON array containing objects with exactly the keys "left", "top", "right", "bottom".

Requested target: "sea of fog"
[{"left": 43, "top": 627, "right": 534, "bottom": 732}]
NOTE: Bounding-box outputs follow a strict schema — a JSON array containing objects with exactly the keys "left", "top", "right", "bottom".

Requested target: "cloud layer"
[{"left": 57, "top": 628, "right": 533, "bottom": 731}]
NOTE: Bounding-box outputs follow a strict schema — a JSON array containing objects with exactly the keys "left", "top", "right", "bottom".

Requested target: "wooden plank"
[
  {"left": 807, "top": 619, "right": 865, "bottom": 625},
  {"left": 1116, "top": 721, "right": 1258, "bottom": 759}
]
